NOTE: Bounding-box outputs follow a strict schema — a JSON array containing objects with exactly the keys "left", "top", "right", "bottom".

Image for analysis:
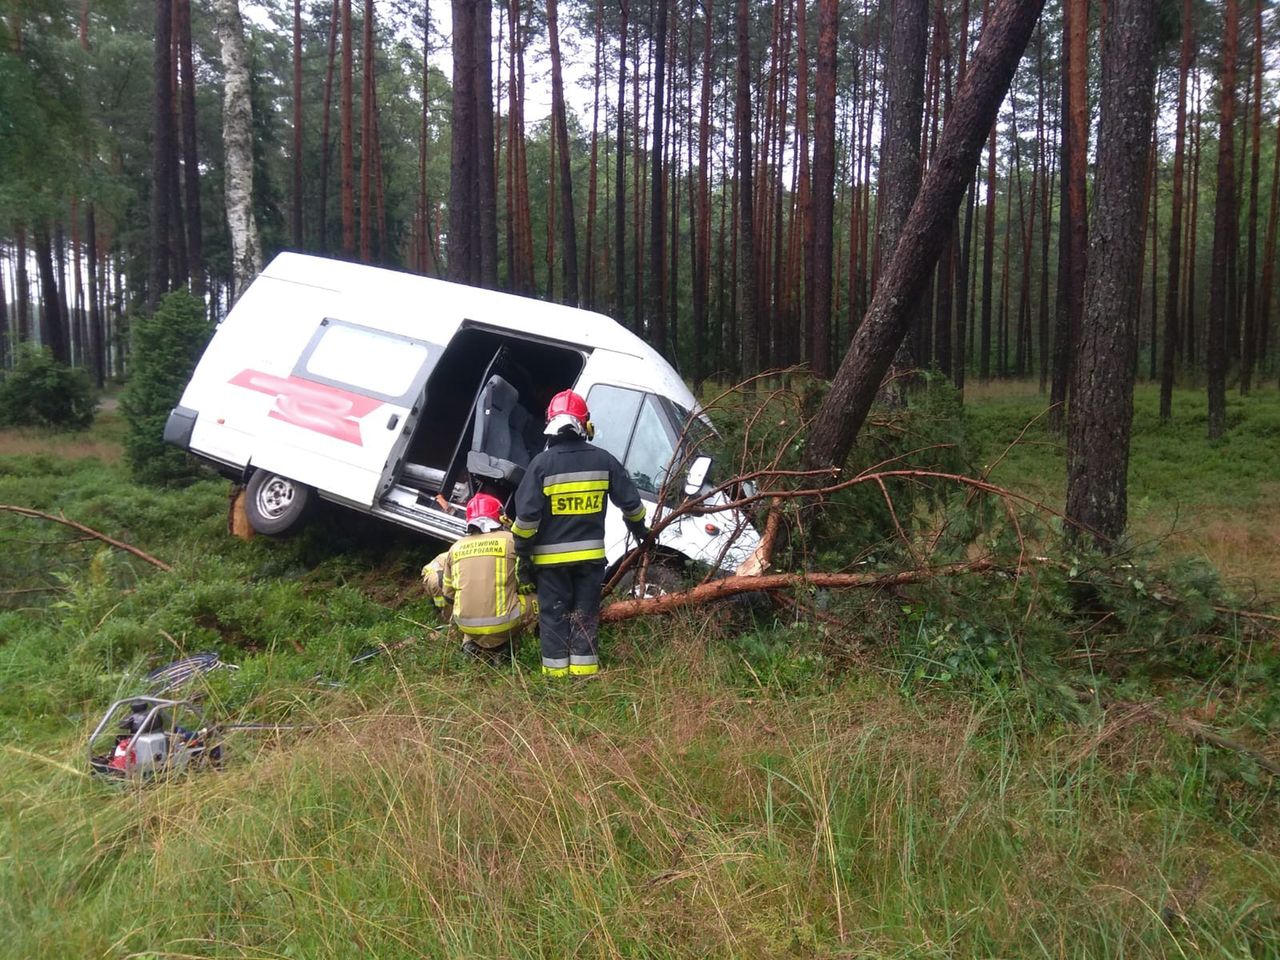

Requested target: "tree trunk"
[
  {"left": 874, "top": 0, "right": 926, "bottom": 401},
  {"left": 149, "top": 0, "right": 174, "bottom": 312},
  {"left": 979, "top": 119, "right": 996, "bottom": 381},
  {"left": 614, "top": 0, "right": 629, "bottom": 323},
  {"left": 474, "top": 0, "right": 497, "bottom": 288},
  {"left": 809, "top": 0, "right": 839, "bottom": 378},
  {"left": 1259, "top": 88, "right": 1280, "bottom": 380},
  {"left": 1160, "top": 0, "right": 1192, "bottom": 422},
  {"left": 734, "top": 0, "right": 758, "bottom": 379},
  {"left": 805, "top": 0, "right": 1045, "bottom": 470},
  {"left": 359, "top": 0, "right": 374, "bottom": 263},
  {"left": 547, "top": 0, "right": 580, "bottom": 306},
  {"left": 175, "top": 0, "right": 203, "bottom": 296},
  {"left": 1207, "top": 0, "right": 1238, "bottom": 440},
  {"left": 1064, "top": 0, "right": 1155, "bottom": 547},
  {"left": 417, "top": 0, "right": 434, "bottom": 274},
  {"left": 34, "top": 231, "right": 69, "bottom": 364},
  {"left": 15, "top": 227, "right": 30, "bottom": 343},
  {"left": 340, "top": 0, "right": 355, "bottom": 256},
  {"left": 449, "top": 0, "right": 477, "bottom": 284},
  {"left": 292, "top": 0, "right": 304, "bottom": 248},
  {"left": 693, "top": 0, "right": 714, "bottom": 389},
  {"left": 1049, "top": 0, "right": 1088, "bottom": 428},
  {"left": 1240, "top": 0, "right": 1262, "bottom": 393},
  {"left": 213, "top": 0, "right": 262, "bottom": 300},
  {"left": 584, "top": 0, "right": 603, "bottom": 307},
  {"left": 319, "top": 0, "right": 339, "bottom": 254}
]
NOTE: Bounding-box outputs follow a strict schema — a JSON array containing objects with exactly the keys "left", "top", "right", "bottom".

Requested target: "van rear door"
[{"left": 243, "top": 318, "right": 439, "bottom": 507}]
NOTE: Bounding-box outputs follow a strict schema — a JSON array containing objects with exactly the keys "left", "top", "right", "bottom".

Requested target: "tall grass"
[
  {"left": 4, "top": 666, "right": 1277, "bottom": 958},
  {"left": 1, "top": 393, "right": 1277, "bottom": 958}
]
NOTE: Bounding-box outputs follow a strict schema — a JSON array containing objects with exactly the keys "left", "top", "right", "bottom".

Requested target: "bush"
[
  {"left": 121, "top": 288, "right": 215, "bottom": 485},
  {"left": 0, "top": 344, "right": 95, "bottom": 429}
]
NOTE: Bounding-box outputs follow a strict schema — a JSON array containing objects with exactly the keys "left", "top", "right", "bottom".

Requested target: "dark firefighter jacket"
[{"left": 511, "top": 435, "right": 647, "bottom": 566}]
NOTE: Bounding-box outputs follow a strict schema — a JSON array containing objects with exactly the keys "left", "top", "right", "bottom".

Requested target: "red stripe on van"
[{"left": 229, "top": 369, "right": 382, "bottom": 446}]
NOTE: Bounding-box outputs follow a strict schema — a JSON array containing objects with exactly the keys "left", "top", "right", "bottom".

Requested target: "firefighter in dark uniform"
[{"left": 512, "top": 390, "right": 648, "bottom": 676}]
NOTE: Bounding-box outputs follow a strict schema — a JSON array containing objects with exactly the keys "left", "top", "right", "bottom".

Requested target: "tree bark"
[
  {"left": 1240, "top": 0, "right": 1262, "bottom": 394},
  {"left": 340, "top": 0, "right": 355, "bottom": 256},
  {"left": 645, "top": 0, "right": 668, "bottom": 345},
  {"left": 213, "top": 0, "right": 262, "bottom": 300},
  {"left": 149, "top": 0, "right": 174, "bottom": 312},
  {"left": 1207, "top": 0, "right": 1238, "bottom": 440},
  {"left": 805, "top": 0, "right": 1045, "bottom": 471},
  {"left": 807, "top": 0, "right": 839, "bottom": 378},
  {"left": 449, "top": 0, "right": 477, "bottom": 283},
  {"left": 693, "top": 0, "right": 714, "bottom": 389},
  {"left": 34, "top": 231, "right": 69, "bottom": 364},
  {"left": 474, "top": 0, "right": 497, "bottom": 288},
  {"left": 359, "top": 0, "right": 374, "bottom": 262},
  {"left": 1049, "top": 0, "right": 1088, "bottom": 428},
  {"left": 175, "top": 0, "right": 203, "bottom": 296},
  {"left": 1160, "top": 0, "right": 1193, "bottom": 422},
  {"left": 291, "top": 0, "right": 304, "bottom": 248},
  {"left": 318, "top": 0, "right": 339, "bottom": 254},
  {"left": 1064, "top": 0, "right": 1155, "bottom": 547},
  {"left": 548, "top": 0, "right": 580, "bottom": 306},
  {"left": 734, "top": 0, "right": 758, "bottom": 379}
]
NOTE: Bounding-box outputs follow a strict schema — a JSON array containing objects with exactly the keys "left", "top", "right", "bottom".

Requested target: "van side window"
[
  {"left": 586, "top": 384, "right": 643, "bottom": 463},
  {"left": 303, "top": 321, "right": 431, "bottom": 400},
  {"left": 624, "top": 395, "right": 677, "bottom": 495}
]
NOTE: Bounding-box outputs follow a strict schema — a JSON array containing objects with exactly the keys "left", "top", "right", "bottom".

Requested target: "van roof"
[{"left": 263, "top": 252, "right": 659, "bottom": 362}]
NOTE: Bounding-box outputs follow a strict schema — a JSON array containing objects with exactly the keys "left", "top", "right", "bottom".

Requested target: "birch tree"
[{"left": 213, "top": 0, "right": 262, "bottom": 300}]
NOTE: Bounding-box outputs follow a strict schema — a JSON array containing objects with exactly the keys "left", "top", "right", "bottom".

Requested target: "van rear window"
[{"left": 304, "top": 322, "right": 431, "bottom": 398}]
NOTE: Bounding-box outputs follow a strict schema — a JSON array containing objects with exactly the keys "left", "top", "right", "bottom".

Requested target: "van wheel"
[
  {"left": 614, "top": 561, "right": 685, "bottom": 600},
  {"left": 244, "top": 470, "right": 313, "bottom": 535}
]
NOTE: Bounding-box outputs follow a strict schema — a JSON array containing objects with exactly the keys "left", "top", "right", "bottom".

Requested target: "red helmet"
[
  {"left": 545, "top": 389, "right": 590, "bottom": 437},
  {"left": 465, "top": 493, "right": 503, "bottom": 531}
]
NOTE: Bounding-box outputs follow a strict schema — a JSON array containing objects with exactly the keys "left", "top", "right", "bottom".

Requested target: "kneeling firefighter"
[
  {"left": 511, "top": 390, "right": 649, "bottom": 677},
  {"left": 422, "top": 493, "right": 537, "bottom": 663}
]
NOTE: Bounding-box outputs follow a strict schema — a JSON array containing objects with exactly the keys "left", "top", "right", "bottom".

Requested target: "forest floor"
[{"left": 0, "top": 383, "right": 1277, "bottom": 958}]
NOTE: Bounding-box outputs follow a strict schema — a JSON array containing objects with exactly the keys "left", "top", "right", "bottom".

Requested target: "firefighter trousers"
[{"left": 535, "top": 562, "right": 604, "bottom": 676}]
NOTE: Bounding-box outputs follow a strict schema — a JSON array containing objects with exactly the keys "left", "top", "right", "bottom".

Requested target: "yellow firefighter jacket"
[{"left": 421, "top": 529, "right": 532, "bottom": 647}]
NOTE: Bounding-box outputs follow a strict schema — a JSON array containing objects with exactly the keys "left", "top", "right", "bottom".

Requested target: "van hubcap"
[{"left": 256, "top": 476, "right": 295, "bottom": 518}]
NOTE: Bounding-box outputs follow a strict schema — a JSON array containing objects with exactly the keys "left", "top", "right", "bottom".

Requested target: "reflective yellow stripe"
[
  {"left": 495, "top": 547, "right": 506, "bottom": 618},
  {"left": 543, "top": 479, "right": 610, "bottom": 495},
  {"left": 569, "top": 663, "right": 599, "bottom": 676},
  {"left": 541, "top": 665, "right": 570, "bottom": 677},
  {"left": 531, "top": 547, "right": 607, "bottom": 565},
  {"left": 511, "top": 520, "right": 538, "bottom": 539},
  {"left": 460, "top": 621, "right": 520, "bottom": 637},
  {"left": 624, "top": 506, "right": 647, "bottom": 522}
]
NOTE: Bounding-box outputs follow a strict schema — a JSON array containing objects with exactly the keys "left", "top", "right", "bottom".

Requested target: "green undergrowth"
[{"left": 1, "top": 395, "right": 1278, "bottom": 957}]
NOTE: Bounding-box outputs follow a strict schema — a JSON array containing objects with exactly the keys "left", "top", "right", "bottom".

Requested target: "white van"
[{"left": 165, "top": 253, "right": 762, "bottom": 577}]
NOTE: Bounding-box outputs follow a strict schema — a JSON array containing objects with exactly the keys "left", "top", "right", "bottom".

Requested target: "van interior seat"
[{"left": 466, "top": 374, "right": 533, "bottom": 487}]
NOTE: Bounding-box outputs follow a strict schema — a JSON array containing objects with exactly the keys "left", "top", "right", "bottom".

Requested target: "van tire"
[{"left": 244, "top": 470, "right": 313, "bottom": 535}]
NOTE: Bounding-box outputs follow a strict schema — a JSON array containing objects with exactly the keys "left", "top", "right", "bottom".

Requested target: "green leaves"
[
  {"left": 120, "top": 289, "right": 214, "bottom": 486},
  {"left": 0, "top": 344, "right": 95, "bottom": 429}
]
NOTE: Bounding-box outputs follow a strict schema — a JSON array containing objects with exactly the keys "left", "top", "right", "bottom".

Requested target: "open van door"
[{"left": 243, "top": 318, "right": 440, "bottom": 508}]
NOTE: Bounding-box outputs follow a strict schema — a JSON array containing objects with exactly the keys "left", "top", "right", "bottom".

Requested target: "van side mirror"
[{"left": 684, "top": 455, "right": 712, "bottom": 497}]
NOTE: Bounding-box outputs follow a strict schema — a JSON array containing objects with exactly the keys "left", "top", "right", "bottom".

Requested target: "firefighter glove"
[{"left": 517, "top": 559, "right": 538, "bottom": 593}]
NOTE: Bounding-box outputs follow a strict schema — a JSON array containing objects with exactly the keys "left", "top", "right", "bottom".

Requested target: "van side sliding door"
[{"left": 245, "top": 318, "right": 440, "bottom": 507}]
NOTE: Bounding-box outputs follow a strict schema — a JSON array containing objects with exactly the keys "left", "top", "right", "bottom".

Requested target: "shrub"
[
  {"left": 0, "top": 344, "right": 95, "bottom": 429},
  {"left": 121, "top": 289, "right": 215, "bottom": 485}
]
